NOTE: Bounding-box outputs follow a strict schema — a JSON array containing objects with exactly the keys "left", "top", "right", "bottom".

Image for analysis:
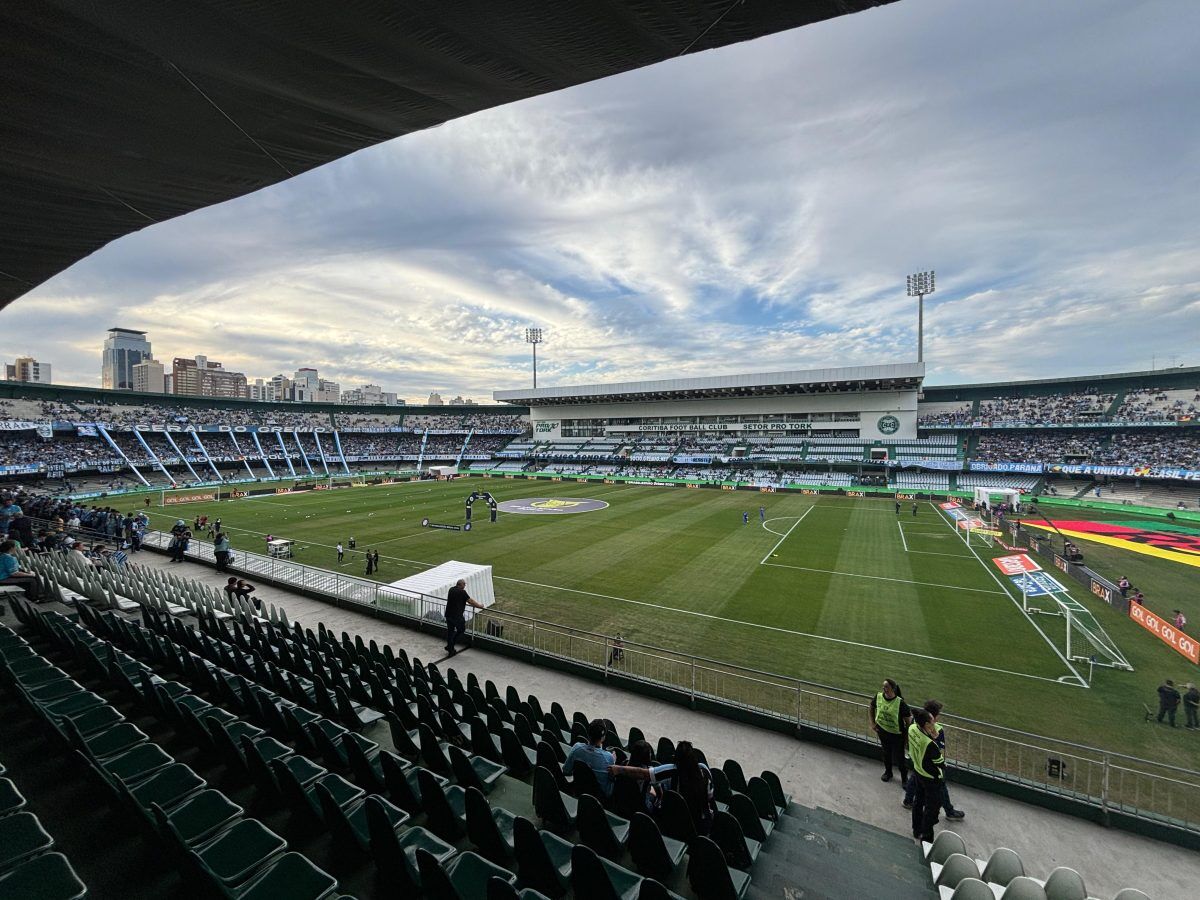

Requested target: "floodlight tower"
[
  {"left": 906, "top": 270, "right": 935, "bottom": 363},
  {"left": 524, "top": 327, "right": 544, "bottom": 389}
]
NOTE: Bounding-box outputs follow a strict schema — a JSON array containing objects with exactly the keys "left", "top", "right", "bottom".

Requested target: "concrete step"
[{"left": 747, "top": 803, "right": 936, "bottom": 900}]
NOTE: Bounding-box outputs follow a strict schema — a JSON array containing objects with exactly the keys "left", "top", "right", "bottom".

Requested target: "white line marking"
[
  {"left": 905, "top": 550, "right": 976, "bottom": 559},
  {"left": 759, "top": 507, "right": 814, "bottom": 563},
  {"left": 482, "top": 572, "right": 1075, "bottom": 686},
  {"left": 928, "top": 501, "right": 1088, "bottom": 687},
  {"left": 897, "top": 520, "right": 909, "bottom": 552},
  {"left": 760, "top": 562, "right": 1005, "bottom": 595}
]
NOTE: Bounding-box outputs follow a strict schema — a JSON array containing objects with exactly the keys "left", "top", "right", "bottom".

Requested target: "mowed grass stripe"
[{"left": 134, "top": 481, "right": 1200, "bottom": 768}]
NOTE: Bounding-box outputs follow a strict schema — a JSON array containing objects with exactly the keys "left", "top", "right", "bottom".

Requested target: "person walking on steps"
[
  {"left": 907, "top": 708, "right": 945, "bottom": 843},
  {"left": 444, "top": 578, "right": 484, "bottom": 656},
  {"left": 903, "top": 700, "right": 964, "bottom": 820},
  {"left": 870, "top": 678, "right": 910, "bottom": 783}
]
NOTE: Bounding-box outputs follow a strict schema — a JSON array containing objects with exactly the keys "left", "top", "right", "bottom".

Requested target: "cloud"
[{"left": 5, "top": 0, "right": 1199, "bottom": 399}]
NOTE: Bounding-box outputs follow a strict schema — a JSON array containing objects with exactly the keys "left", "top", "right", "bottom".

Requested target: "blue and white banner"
[
  {"left": 1010, "top": 571, "right": 1069, "bottom": 596},
  {"left": 1046, "top": 463, "right": 1200, "bottom": 481},
  {"left": 970, "top": 460, "right": 1045, "bottom": 474}
]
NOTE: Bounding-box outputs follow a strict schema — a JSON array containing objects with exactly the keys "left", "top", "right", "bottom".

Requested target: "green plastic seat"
[
  {"left": 532, "top": 766, "right": 577, "bottom": 834},
  {"left": 727, "top": 793, "right": 772, "bottom": 844},
  {"left": 935, "top": 854, "right": 982, "bottom": 891},
  {"left": 418, "top": 768, "right": 467, "bottom": 842},
  {"left": 367, "top": 799, "right": 455, "bottom": 891},
  {"left": 191, "top": 818, "right": 289, "bottom": 887},
  {"left": 70, "top": 720, "right": 149, "bottom": 761},
  {"left": 232, "top": 851, "right": 339, "bottom": 900},
  {"left": 61, "top": 705, "right": 125, "bottom": 739},
  {"left": 41, "top": 690, "right": 106, "bottom": 722},
  {"left": 0, "top": 778, "right": 28, "bottom": 818},
  {"left": 0, "top": 852, "right": 87, "bottom": 900},
  {"left": 417, "top": 847, "right": 517, "bottom": 900},
  {"left": 102, "top": 742, "right": 175, "bottom": 787},
  {"left": 513, "top": 816, "right": 571, "bottom": 899},
  {"left": 710, "top": 811, "right": 759, "bottom": 871},
  {"left": 466, "top": 786, "right": 518, "bottom": 864},
  {"left": 317, "top": 783, "right": 409, "bottom": 857},
  {"left": 577, "top": 795, "right": 629, "bottom": 862},
  {"left": 948, "top": 878, "right": 994, "bottom": 900},
  {"left": 571, "top": 843, "right": 642, "bottom": 900},
  {"left": 449, "top": 744, "right": 507, "bottom": 794},
  {"left": 0, "top": 812, "right": 54, "bottom": 873},
  {"left": 124, "top": 763, "right": 207, "bottom": 817},
  {"left": 746, "top": 777, "right": 782, "bottom": 822},
  {"left": 151, "top": 790, "right": 244, "bottom": 847},
  {"left": 980, "top": 848, "right": 1024, "bottom": 888},
  {"left": 628, "top": 813, "right": 686, "bottom": 882},
  {"left": 686, "top": 836, "right": 750, "bottom": 900}
]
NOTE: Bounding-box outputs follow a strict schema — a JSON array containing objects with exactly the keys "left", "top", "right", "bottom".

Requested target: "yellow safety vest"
[
  {"left": 875, "top": 693, "right": 902, "bottom": 734},
  {"left": 908, "top": 722, "right": 944, "bottom": 780}
]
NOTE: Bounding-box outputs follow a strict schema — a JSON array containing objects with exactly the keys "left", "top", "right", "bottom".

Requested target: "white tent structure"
[{"left": 384, "top": 560, "right": 494, "bottom": 620}]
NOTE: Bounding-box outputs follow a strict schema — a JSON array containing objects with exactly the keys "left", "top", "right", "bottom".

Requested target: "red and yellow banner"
[
  {"left": 1023, "top": 520, "right": 1200, "bottom": 569},
  {"left": 1129, "top": 604, "right": 1199, "bottom": 664}
]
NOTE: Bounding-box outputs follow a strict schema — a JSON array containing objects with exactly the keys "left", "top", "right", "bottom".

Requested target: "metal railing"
[{"left": 140, "top": 530, "right": 1200, "bottom": 837}]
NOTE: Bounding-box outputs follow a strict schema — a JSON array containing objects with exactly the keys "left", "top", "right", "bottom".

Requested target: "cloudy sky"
[{"left": 4, "top": 0, "right": 1198, "bottom": 402}]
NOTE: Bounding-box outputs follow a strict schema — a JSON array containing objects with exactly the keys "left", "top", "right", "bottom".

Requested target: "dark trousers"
[
  {"left": 1186, "top": 704, "right": 1199, "bottom": 728},
  {"left": 878, "top": 729, "right": 907, "bottom": 780},
  {"left": 911, "top": 775, "right": 941, "bottom": 840},
  {"left": 1, "top": 575, "right": 42, "bottom": 602},
  {"left": 445, "top": 615, "right": 466, "bottom": 651},
  {"left": 214, "top": 551, "right": 230, "bottom": 572},
  {"left": 904, "top": 772, "right": 957, "bottom": 813},
  {"left": 1158, "top": 705, "right": 1177, "bottom": 726}
]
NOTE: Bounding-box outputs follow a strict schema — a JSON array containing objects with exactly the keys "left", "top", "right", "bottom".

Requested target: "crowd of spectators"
[
  {"left": 404, "top": 413, "right": 526, "bottom": 431},
  {"left": 974, "top": 391, "right": 1113, "bottom": 425},
  {"left": 1113, "top": 388, "right": 1200, "bottom": 422},
  {"left": 972, "top": 431, "right": 1200, "bottom": 468}
]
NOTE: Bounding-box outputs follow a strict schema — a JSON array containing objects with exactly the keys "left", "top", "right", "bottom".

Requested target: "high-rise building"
[
  {"left": 6, "top": 356, "right": 51, "bottom": 383},
  {"left": 427, "top": 392, "right": 444, "bottom": 406},
  {"left": 172, "top": 356, "right": 248, "bottom": 398},
  {"left": 342, "top": 384, "right": 401, "bottom": 406},
  {"left": 132, "top": 359, "right": 165, "bottom": 393},
  {"left": 101, "top": 328, "right": 152, "bottom": 390}
]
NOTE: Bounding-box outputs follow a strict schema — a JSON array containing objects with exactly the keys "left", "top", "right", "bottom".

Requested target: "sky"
[{"left": 4, "top": 0, "right": 1198, "bottom": 403}]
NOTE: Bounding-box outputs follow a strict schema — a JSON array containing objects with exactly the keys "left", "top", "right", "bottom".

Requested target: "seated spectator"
[
  {"left": 563, "top": 719, "right": 616, "bottom": 797},
  {"left": 0, "top": 540, "right": 41, "bottom": 601}
]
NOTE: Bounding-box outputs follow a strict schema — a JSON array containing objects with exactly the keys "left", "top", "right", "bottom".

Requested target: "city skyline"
[{"left": 2, "top": 0, "right": 1197, "bottom": 399}]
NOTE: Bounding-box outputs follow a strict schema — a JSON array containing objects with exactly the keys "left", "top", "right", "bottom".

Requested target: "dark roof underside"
[{"left": 0, "top": 0, "right": 895, "bottom": 307}]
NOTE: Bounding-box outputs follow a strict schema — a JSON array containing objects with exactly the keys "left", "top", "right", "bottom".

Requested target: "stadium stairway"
[{"left": 18, "top": 553, "right": 1195, "bottom": 900}]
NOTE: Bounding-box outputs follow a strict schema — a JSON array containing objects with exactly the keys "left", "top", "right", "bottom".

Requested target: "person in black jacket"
[
  {"left": 1157, "top": 679, "right": 1181, "bottom": 727},
  {"left": 443, "top": 579, "right": 485, "bottom": 655},
  {"left": 907, "top": 708, "right": 945, "bottom": 842}
]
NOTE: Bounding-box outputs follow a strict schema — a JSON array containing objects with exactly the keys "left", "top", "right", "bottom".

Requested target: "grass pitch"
[{"left": 146, "top": 479, "right": 1198, "bottom": 768}]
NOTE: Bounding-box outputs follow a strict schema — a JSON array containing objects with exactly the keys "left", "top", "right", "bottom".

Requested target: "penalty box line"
[{"left": 928, "top": 501, "right": 1087, "bottom": 687}]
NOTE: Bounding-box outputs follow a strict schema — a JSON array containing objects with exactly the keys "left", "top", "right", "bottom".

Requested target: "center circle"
[{"left": 496, "top": 497, "right": 610, "bottom": 515}]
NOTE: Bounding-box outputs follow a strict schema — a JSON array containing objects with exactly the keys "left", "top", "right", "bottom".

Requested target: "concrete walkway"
[{"left": 136, "top": 552, "right": 1195, "bottom": 900}]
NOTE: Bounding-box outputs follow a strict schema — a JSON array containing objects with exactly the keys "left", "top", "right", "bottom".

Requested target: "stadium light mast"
[
  {"left": 524, "top": 327, "right": 544, "bottom": 389},
  {"left": 906, "top": 270, "right": 935, "bottom": 363}
]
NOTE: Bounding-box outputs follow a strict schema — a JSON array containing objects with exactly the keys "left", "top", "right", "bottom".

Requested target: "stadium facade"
[{"left": 493, "top": 363, "right": 922, "bottom": 442}]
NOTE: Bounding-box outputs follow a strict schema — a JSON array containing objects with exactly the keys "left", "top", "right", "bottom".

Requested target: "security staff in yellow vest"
[
  {"left": 907, "top": 708, "right": 946, "bottom": 842},
  {"left": 868, "top": 678, "right": 911, "bottom": 783}
]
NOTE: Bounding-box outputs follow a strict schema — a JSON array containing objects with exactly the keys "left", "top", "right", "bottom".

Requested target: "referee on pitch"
[{"left": 869, "top": 678, "right": 911, "bottom": 783}]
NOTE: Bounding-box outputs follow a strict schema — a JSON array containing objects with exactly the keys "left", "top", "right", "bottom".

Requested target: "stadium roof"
[
  {"left": 0, "top": 0, "right": 896, "bottom": 309},
  {"left": 494, "top": 363, "right": 924, "bottom": 406}
]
